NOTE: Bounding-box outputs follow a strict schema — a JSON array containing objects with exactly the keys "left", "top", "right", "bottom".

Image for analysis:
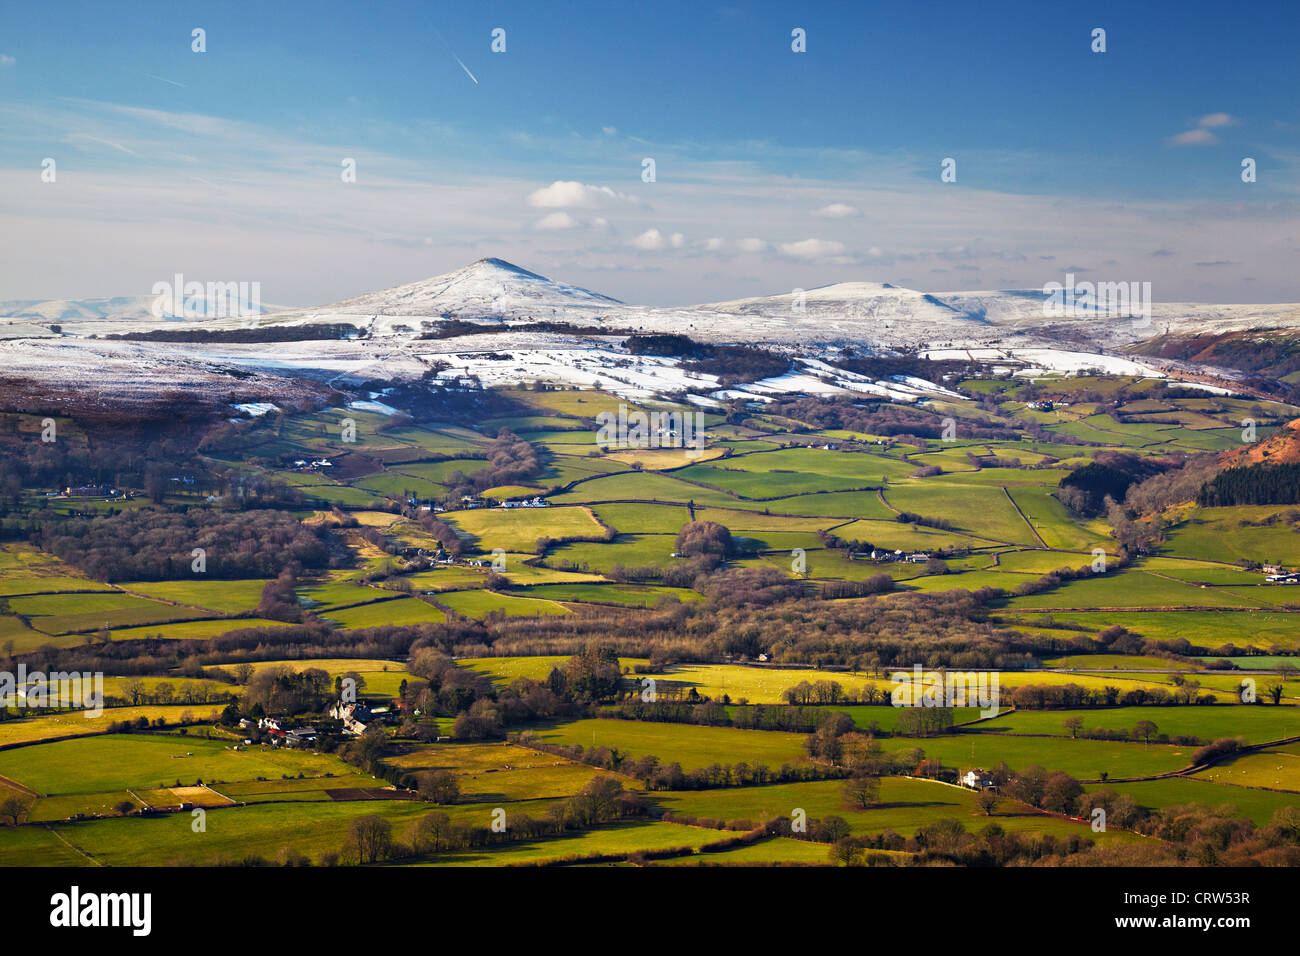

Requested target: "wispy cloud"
[
  {"left": 813, "top": 202, "right": 862, "bottom": 218},
  {"left": 0, "top": 98, "right": 1296, "bottom": 305},
  {"left": 1167, "top": 113, "right": 1239, "bottom": 146}
]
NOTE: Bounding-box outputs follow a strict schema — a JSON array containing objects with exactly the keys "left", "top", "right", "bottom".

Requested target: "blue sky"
[{"left": 1, "top": 0, "right": 1298, "bottom": 306}]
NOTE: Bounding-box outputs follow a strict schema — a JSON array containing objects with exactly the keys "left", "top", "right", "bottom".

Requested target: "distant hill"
[{"left": 1219, "top": 417, "right": 1300, "bottom": 467}]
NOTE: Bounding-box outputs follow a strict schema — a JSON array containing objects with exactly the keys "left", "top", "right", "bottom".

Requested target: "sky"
[{"left": 1, "top": 0, "right": 1298, "bottom": 308}]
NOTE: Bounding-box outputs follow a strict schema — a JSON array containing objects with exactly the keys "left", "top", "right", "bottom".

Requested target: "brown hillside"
[{"left": 1218, "top": 417, "right": 1300, "bottom": 467}]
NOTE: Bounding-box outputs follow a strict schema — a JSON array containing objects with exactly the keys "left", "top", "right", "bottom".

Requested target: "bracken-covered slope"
[{"left": 1219, "top": 417, "right": 1300, "bottom": 467}]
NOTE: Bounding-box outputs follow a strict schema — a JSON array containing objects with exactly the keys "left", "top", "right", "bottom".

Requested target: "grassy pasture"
[
  {"left": 543, "top": 534, "right": 678, "bottom": 573},
  {"left": 719, "top": 490, "right": 896, "bottom": 519},
  {"left": 828, "top": 518, "right": 987, "bottom": 551},
  {"left": 0, "top": 735, "right": 347, "bottom": 795},
  {"left": 442, "top": 505, "right": 606, "bottom": 553},
  {"left": 882, "top": 732, "right": 1189, "bottom": 780},
  {"left": 1096, "top": 778, "right": 1300, "bottom": 825},
  {"left": 552, "top": 471, "right": 739, "bottom": 508},
  {"left": 11, "top": 592, "right": 207, "bottom": 635},
  {"left": 885, "top": 481, "right": 1039, "bottom": 546},
  {"left": 590, "top": 502, "right": 691, "bottom": 534},
  {"left": 0, "top": 824, "right": 89, "bottom": 866},
  {"left": 999, "top": 570, "right": 1260, "bottom": 611},
  {"left": 436, "top": 590, "right": 569, "bottom": 619},
  {"left": 0, "top": 613, "right": 63, "bottom": 653},
  {"left": 972, "top": 705, "right": 1300, "bottom": 744},
  {"left": 653, "top": 777, "right": 1147, "bottom": 843},
  {"left": 213, "top": 772, "right": 383, "bottom": 802},
  {"left": 386, "top": 742, "right": 603, "bottom": 802},
  {"left": 1002, "top": 487, "right": 1115, "bottom": 552},
  {"left": 121, "top": 579, "right": 270, "bottom": 614},
  {"left": 45, "top": 797, "right": 449, "bottom": 866},
  {"left": 108, "top": 618, "right": 295, "bottom": 641},
  {"left": 1196, "top": 748, "right": 1300, "bottom": 792},
  {"left": 510, "top": 583, "right": 699, "bottom": 607},
  {"left": 322, "top": 597, "right": 446, "bottom": 628},
  {"left": 1001, "top": 610, "right": 1300, "bottom": 650},
  {"left": 719, "top": 447, "right": 919, "bottom": 482},
  {"left": 419, "top": 819, "right": 724, "bottom": 867},
  {"left": 634, "top": 663, "right": 885, "bottom": 704},
  {"left": 0, "top": 706, "right": 222, "bottom": 748},
  {"left": 672, "top": 463, "right": 871, "bottom": 498},
  {"left": 1163, "top": 506, "right": 1300, "bottom": 565},
  {"left": 1043, "top": 654, "right": 1196, "bottom": 670},
  {"left": 531, "top": 718, "right": 810, "bottom": 771}
]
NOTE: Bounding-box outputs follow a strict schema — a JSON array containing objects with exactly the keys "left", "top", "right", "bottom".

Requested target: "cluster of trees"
[
  {"left": 1009, "top": 681, "right": 1219, "bottom": 710},
  {"left": 601, "top": 699, "right": 854, "bottom": 734},
  {"left": 256, "top": 566, "right": 305, "bottom": 622},
  {"left": 38, "top": 507, "right": 328, "bottom": 581},
  {"left": 622, "top": 334, "right": 790, "bottom": 386},
  {"left": 115, "top": 678, "right": 233, "bottom": 708},
  {"left": 674, "top": 519, "right": 734, "bottom": 561},
  {"left": 1057, "top": 452, "right": 1166, "bottom": 517},
  {"left": 332, "top": 776, "right": 645, "bottom": 865},
  {"left": 237, "top": 665, "right": 334, "bottom": 716},
  {"left": 765, "top": 396, "right": 1017, "bottom": 443},
  {"left": 440, "top": 429, "right": 543, "bottom": 500},
  {"left": 819, "top": 575, "right": 896, "bottom": 599},
  {"left": 482, "top": 587, "right": 1054, "bottom": 670},
  {"left": 698, "top": 566, "right": 807, "bottom": 607},
  {"left": 1199, "top": 462, "right": 1300, "bottom": 507},
  {"left": 411, "top": 512, "right": 465, "bottom": 556},
  {"left": 107, "top": 324, "right": 358, "bottom": 343},
  {"left": 822, "top": 818, "right": 1101, "bottom": 867},
  {"left": 549, "top": 644, "right": 623, "bottom": 703},
  {"left": 515, "top": 733, "right": 847, "bottom": 791}
]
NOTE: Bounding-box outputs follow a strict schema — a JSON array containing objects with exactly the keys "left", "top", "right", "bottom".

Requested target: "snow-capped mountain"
[
  {"left": 0, "top": 295, "right": 167, "bottom": 323},
  {"left": 0, "top": 294, "right": 285, "bottom": 323},
  {"left": 4, "top": 257, "right": 1299, "bottom": 403},
  {"left": 301, "top": 257, "right": 622, "bottom": 324}
]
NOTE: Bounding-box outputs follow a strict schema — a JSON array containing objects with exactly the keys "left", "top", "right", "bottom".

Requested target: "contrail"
[
  {"left": 143, "top": 72, "right": 187, "bottom": 88},
  {"left": 451, "top": 52, "right": 478, "bottom": 84},
  {"left": 431, "top": 26, "right": 477, "bottom": 85}
]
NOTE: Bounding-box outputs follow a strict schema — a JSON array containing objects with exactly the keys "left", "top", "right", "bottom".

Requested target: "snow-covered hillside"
[
  {"left": 3, "top": 256, "right": 1298, "bottom": 401},
  {"left": 301, "top": 257, "right": 622, "bottom": 325},
  {"left": 0, "top": 294, "right": 286, "bottom": 324}
]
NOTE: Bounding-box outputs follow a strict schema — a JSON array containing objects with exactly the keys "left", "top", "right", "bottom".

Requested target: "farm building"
[{"left": 961, "top": 769, "right": 997, "bottom": 790}]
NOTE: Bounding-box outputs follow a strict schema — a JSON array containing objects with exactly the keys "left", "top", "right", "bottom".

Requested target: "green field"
[
  {"left": 0, "top": 735, "right": 348, "bottom": 795},
  {"left": 972, "top": 705, "right": 1300, "bottom": 744},
  {"left": 532, "top": 718, "right": 810, "bottom": 770}
]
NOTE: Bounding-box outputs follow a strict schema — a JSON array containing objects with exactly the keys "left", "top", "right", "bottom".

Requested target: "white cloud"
[
  {"left": 670, "top": 232, "right": 685, "bottom": 249},
  {"left": 736, "top": 237, "right": 767, "bottom": 253},
  {"left": 779, "top": 238, "right": 847, "bottom": 259},
  {"left": 532, "top": 211, "right": 579, "bottom": 231},
  {"left": 1198, "top": 113, "right": 1237, "bottom": 128},
  {"left": 703, "top": 237, "right": 725, "bottom": 252},
  {"left": 602, "top": 126, "right": 618, "bottom": 136},
  {"left": 631, "top": 228, "right": 666, "bottom": 250},
  {"left": 1168, "top": 128, "right": 1219, "bottom": 146},
  {"left": 814, "top": 202, "right": 861, "bottom": 218},
  {"left": 1168, "top": 114, "right": 1237, "bottom": 147},
  {"left": 527, "top": 180, "right": 633, "bottom": 208},
  {"left": 0, "top": 55, "right": 15, "bottom": 68}
]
